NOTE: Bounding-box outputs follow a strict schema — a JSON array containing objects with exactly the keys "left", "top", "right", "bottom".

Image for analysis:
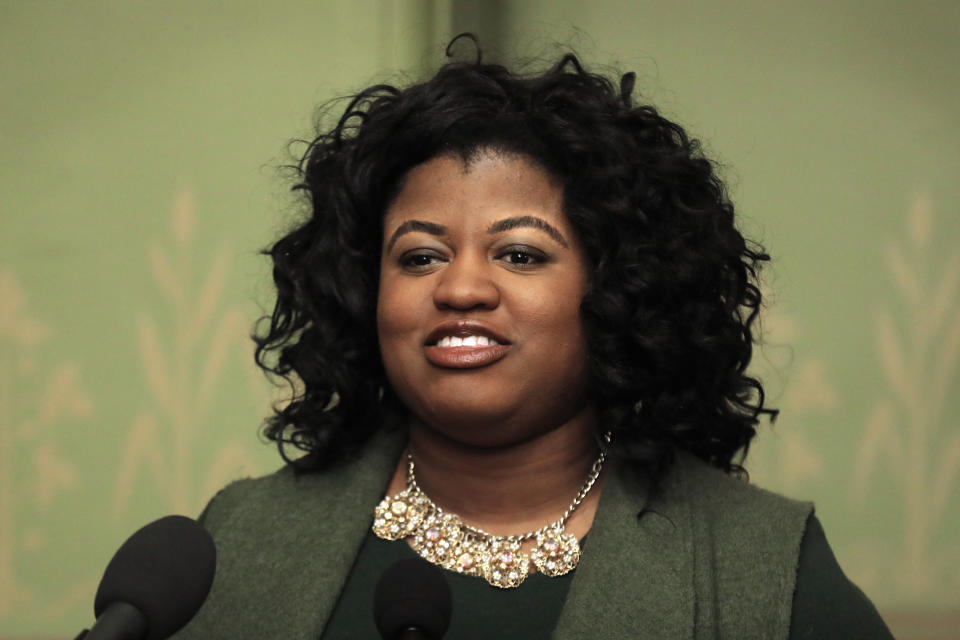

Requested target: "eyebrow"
[
  {"left": 487, "top": 216, "right": 568, "bottom": 248},
  {"left": 385, "top": 215, "right": 569, "bottom": 252},
  {"left": 385, "top": 220, "right": 446, "bottom": 252}
]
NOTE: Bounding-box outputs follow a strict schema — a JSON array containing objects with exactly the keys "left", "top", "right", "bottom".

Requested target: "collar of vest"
[{"left": 553, "top": 455, "right": 695, "bottom": 639}]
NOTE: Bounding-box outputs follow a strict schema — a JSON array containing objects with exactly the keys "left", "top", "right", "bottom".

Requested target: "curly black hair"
[{"left": 255, "top": 36, "right": 776, "bottom": 482}]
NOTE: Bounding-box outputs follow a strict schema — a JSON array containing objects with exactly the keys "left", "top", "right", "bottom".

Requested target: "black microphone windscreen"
[
  {"left": 374, "top": 558, "right": 452, "bottom": 639},
  {"left": 94, "top": 515, "right": 215, "bottom": 640}
]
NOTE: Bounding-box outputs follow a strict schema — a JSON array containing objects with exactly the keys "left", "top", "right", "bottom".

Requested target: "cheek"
[
  {"left": 539, "top": 277, "right": 591, "bottom": 374},
  {"left": 521, "top": 289, "right": 589, "bottom": 367},
  {"left": 376, "top": 291, "right": 408, "bottom": 397},
  {"left": 376, "top": 284, "right": 405, "bottom": 351},
  {"left": 534, "top": 271, "right": 588, "bottom": 332},
  {"left": 376, "top": 280, "right": 426, "bottom": 364}
]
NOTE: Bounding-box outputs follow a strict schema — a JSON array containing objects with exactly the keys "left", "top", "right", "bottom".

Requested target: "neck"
[{"left": 399, "top": 406, "right": 600, "bottom": 537}]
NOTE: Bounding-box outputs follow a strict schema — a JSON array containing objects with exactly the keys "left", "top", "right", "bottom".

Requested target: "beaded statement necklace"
[{"left": 372, "top": 451, "right": 605, "bottom": 589}]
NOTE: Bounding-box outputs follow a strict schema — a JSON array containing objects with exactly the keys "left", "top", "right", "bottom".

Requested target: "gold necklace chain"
[
  {"left": 372, "top": 450, "right": 605, "bottom": 589},
  {"left": 407, "top": 453, "right": 605, "bottom": 542}
]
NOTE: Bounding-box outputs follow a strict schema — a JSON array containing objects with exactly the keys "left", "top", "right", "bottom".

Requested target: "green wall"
[{"left": 2, "top": 1, "right": 958, "bottom": 636}]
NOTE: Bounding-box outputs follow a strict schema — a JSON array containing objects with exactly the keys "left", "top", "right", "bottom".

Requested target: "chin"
[
  {"left": 413, "top": 403, "right": 516, "bottom": 440},
  {"left": 426, "top": 401, "right": 514, "bottom": 429},
  {"left": 420, "top": 405, "right": 572, "bottom": 451}
]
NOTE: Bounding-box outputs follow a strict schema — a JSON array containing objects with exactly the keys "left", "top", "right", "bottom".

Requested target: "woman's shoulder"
[
  {"left": 602, "top": 450, "right": 813, "bottom": 580},
  {"left": 196, "top": 465, "right": 331, "bottom": 541},
  {"left": 197, "top": 465, "right": 295, "bottom": 523},
  {"left": 669, "top": 450, "right": 813, "bottom": 528},
  {"left": 198, "top": 428, "right": 406, "bottom": 529},
  {"left": 175, "top": 431, "right": 406, "bottom": 638},
  {"left": 669, "top": 452, "right": 813, "bottom": 630}
]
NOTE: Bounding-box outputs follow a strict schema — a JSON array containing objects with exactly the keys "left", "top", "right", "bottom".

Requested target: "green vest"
[{"left": 173, "top": 429, "right": 811, "bottom": 639}]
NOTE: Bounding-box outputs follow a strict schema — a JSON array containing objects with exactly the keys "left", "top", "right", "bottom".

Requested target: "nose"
[{"left": 432, "top": 251, "right": 500, "bottom": 311}]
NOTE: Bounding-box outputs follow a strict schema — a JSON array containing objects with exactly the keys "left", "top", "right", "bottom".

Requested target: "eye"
[
  {"left": 506, "top": 251, "right": 534, "bottom": 264},
  {"left": 497, "top": 246, "right": 548, "bottom": 270},
  {"left": 399, "top": 251, "right": 446, "bottom": 271}
]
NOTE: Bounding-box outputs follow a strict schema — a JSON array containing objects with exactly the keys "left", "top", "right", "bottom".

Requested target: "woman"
[{"left": 176, "top": 37, "right": 893, "bottom": 638}]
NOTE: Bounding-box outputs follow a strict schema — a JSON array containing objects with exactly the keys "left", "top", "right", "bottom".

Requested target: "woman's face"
[{"left": 377, "top": 151, "right": 593, "bottom": 447}]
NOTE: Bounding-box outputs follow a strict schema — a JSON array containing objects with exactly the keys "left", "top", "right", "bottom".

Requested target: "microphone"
[
  {"left": 373, "top": 558, "right": 452, "bottom": 640},
  {"left": 79, "top": 515, "right": 216, "bottom": 640}
]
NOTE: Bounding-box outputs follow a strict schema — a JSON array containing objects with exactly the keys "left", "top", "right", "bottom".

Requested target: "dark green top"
[
  {"left": 788, "top": 516, "right": 894, "bottom": 639},
  {"left": 322, "top": 515, "right": 892, "bottom": 639},
  {"left": 322, "top": 533, "right": 575, "bottom": 639}
]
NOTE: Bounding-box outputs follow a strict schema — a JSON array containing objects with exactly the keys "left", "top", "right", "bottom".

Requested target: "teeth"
[{"left": 434, "top": 334, "right": 499, "bottom": 347}]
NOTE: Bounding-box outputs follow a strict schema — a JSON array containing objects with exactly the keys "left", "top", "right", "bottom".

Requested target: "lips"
[{"left": 423, "top": 320, "right": 512, "bottom": 369}]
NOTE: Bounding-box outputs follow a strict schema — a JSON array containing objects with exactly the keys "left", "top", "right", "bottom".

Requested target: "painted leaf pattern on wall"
[
  {"left": 849, "top": 193, "right": 960, "bottom": 597},
  {"left": 0, "top": 271, "right": 95, "bottom": 619},
  {"left": 113, "top": 190, "right": 270, "bottom": 518}
]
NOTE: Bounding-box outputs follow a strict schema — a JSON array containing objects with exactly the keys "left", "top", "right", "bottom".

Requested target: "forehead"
[{"left": 383, "top": 151, "right": 567, "bottom": 231}]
